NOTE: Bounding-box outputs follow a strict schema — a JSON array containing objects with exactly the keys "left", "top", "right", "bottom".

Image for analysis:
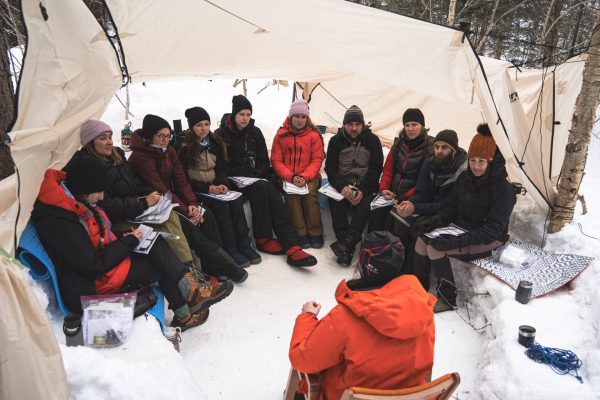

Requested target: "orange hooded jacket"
[
  {"left": 271, "top": 117, "right": 325, "bottom": 182},
  {"left": 289, "top": 275, "right": 436, "bottom": 400}
]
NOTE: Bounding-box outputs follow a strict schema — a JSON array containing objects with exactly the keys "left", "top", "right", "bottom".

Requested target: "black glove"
[{"left": 431, "top": 234, "right": 471, "bottom": 251}]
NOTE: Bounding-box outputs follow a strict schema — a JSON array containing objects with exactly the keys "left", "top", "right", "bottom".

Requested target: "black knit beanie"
[
  {"left": 65, "top": 157, "right": 109, "bottom": 196},
  {"left": 435, "top": 129, "right": 459, "bottom": 152},
  {"left": 343, "top": 105, "right": 365, "bottom": 125},
  {"left": 141, "top": 114, "right": 171, "bottom": 140},
  {"left": 402, "top": 108, "right": 425, "bottom": 126},
  {"left": 231, "top": 95, "right": 253, "bottom": 116},
  {"left": 185, "top": 107, "right": 211, "bottom": 128}
]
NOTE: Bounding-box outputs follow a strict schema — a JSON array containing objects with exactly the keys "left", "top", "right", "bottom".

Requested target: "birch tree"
[{"left": 549, "top": 7, "right": 600, "bottom": 232}]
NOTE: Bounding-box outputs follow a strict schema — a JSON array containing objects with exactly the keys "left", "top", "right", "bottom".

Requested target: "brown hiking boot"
[
  {"left": 171, "top": 310, "right": 210, "bottom": 332},
  {"left": 187, "top": 278, "right": 234, "bottom": 314}
]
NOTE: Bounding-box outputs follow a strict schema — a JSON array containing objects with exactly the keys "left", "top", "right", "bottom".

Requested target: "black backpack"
[{"left": 358, "top": 231, "right": 405, "bottom": 286}]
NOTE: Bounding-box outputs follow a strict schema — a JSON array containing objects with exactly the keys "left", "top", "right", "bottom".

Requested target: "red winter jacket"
[
  {"left": 271, "top": 118, "right": 325, "bottom": 182},
  {"left": 34, "top": 169, "right": 132, "bottom": 296},
  {"left": 128, "top": 132, "right": 197, "bottom": 213},
  {"left": 289, "top": 275, "right": 436, "bottom": 400}
]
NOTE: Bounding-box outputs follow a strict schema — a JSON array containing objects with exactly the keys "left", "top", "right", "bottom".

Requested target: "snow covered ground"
[{"left": 29, "top": 80, "right": 600, "bottom": 399}]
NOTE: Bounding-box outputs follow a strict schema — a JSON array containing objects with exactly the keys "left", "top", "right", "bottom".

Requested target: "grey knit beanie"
[{"left": 343, "top": 105, "right": 364, "bottom": 125}]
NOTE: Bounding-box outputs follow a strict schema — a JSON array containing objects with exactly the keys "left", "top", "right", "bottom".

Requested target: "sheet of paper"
[
  {"left": 370, "top": 194, "right": 397, "bottom": 210},
  {"left": 130, "top": 192, "right": 176, "bottom": 224},
  {"left": 424, "top": 224, "right": 468, "bottom": 239},
  {"left": 318, "top": 183, "right": 344, "bottom": 201},
  {"left": 283, "top": 181, "right": 309, "bottom": 195},
  {"left": 228, "top": 176, "right": 267, "bottom": 188},
  {"left": 197, "top": 190, "right": 243, "bottom": 202},
  {"left": 132, "top": 224, "right": 159, "bottom": 255}
]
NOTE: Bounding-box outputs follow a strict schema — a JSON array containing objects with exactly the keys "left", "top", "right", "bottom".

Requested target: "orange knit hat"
[{"left": 468, "top": 123, "right": 497, "bottom": 160}]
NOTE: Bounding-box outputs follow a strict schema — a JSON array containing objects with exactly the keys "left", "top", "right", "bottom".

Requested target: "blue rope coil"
[{"left": 525, "top": 341, "right": 583, "bottom": 383}]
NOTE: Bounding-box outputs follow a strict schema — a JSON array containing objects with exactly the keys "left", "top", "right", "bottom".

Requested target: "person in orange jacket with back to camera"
[{"left": 288, "top": 231, "right": 436, "bottom": 400}]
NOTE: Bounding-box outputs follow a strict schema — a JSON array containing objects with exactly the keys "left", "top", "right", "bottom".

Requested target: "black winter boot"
[
  {"left": 413, "top": 252, "right": 431, "bottom": 292},
  {"left": 430, "top": 257, "right": 457, "bottom": 308},
  {"left": 336, "top": 228, "right": 360, "bottom": 266}
]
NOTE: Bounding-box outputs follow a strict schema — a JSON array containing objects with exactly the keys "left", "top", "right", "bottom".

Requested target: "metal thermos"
[{"left": 63, "top": 315, "right": 84, "bottom": 347}]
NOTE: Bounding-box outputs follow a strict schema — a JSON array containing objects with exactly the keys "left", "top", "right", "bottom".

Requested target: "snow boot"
[
  {"left": 178, "top": 272, "right": 234, "bottom": 314},
  {"left": 330, "top": 240, "right": 347, "bottom": 259},
  {"left": 225, "top": 246, "right": 251, "bottom": 268},
  {"left": 237, "top": 237, "right": 262, "bottom": 265},
  {"left": 300, "top": 236, "right": 311, "bottom": 249},
  {"left": 171, "top": 309, "right": 210, "bottom": 332},
  {"left": 309, "top": 235, "right": 324, "bottom": 249},
  {"left": 413, "top": 252, "right": 431, "bottom": 292},
  {"left": 231, "top": 267, "right": 249, "bottom": 284},
  {"left": 286, "top": 246, "right": 317, "bottom": 267},
  {"left": 256, "top": 237, "right": 285, "bottom": 255},
  {"left": 431, "top": 258, "right": 457, "bottom": 308}
]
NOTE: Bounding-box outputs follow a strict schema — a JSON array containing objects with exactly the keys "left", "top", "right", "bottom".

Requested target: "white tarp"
[
  {"left": 4, "top": 0, "right": 122, "bottom": 253},
  {"left": 4, "top": 0, "right": 584, "bottom": 253}
]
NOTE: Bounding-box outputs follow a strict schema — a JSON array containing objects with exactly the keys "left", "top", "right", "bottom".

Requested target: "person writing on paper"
[
  {"left": 288, "top": 232, "right": 435, "bottom": 400},
  {"left": 324, "top": 105, "right": 383, "bottom": 265},
  {"left": 179, "top": 106, "right": 260, "bottom": 269},
  {"left": 31, "top": 157, "right": 232, "bottom": 331},
  {"left": 66, "top": 120, "right": 245, "bottom": 285},
  {"left": 129, "top": 114, "right": 248, "bottom": 283},
  {"left": 64, "top": 120, "right": 192, "bottom": 267},
  {"left": 271, "top": 100, "right": 325, "bottom": 249},
  {"left": 411, "top": 124, "right": 516, "bottom": 313},
  {"left": 215, "top": 95, "right": 317, "bottom": 267},
  {"left": 369, "top": 108, "right": 434, "bottom": 233}
]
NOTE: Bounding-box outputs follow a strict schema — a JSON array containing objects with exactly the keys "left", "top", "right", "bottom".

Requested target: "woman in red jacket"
[
  {"left": 271, "top": 100, "right": 325, "bottom": 248},
  {"left": 289, "top": 232, "right": 436, "bottom": 400}
]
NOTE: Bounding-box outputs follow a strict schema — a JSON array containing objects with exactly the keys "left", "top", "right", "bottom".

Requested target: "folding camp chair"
[
  {"left": 283, "top": 368, "right": 320, "bottom": 400},
  {"left": 339, "top": 372, "right": 461, "bottom": 400}
]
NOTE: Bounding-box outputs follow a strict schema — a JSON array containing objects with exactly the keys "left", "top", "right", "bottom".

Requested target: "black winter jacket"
[
  {"left": 411, "top": 148, "right": 467, "bottom": 216},
  {"left": 324, "top": 127, "right": 384, "bottom": 195},
  {"left": 65, "top": 148, "right": 154, "bottom": 223},
  {"left": 434, "top": 150, "right": 516, "bottom": 245},
  {"left": 31, "top": 200, "right": 138, "bottom": 314},
  {"left": 214, "top": 118, "right": 271, "bottom": 178}
]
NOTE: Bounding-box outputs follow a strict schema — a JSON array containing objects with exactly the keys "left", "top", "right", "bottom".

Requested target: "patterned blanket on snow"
[{"left": 469, "top": 239, "right": 594, "bottom": 298}]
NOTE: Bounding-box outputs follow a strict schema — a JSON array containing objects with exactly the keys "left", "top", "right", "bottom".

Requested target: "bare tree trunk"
[
  {"left": 568, "top": 2, "right": 584, "bottom": 59},
  {"left": 447, "top": 0, "right": 457, "bottom": 26},
  {"left": 476, "top": 0, "right": 500, "bottom": 53},
  {"left": 539, "top": 0, "right": 562, "bottom": 66},
  {"left": 476, "top": 0, "right": 532, "bottom": 54},
  {"left": 548, "top": 8, "right": 600, "bottom": 233}
]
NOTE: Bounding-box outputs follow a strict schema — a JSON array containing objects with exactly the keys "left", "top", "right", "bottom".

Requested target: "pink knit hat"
[
  {"left": 80, "top": 120, "right": 112, "bottom": 146},
  {"left": 289, "top": 100, "right": 310, "bottom": 117}
]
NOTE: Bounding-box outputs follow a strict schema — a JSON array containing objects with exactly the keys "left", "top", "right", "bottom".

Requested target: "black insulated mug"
[
  {"left": 518, "top": 325, "right": 536, "bottom": 347},
  {"left": 515, "top": 280, "right": 533, "bottom": 304}
]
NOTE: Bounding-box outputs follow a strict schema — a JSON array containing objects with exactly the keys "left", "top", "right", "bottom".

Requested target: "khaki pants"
[
  {"left": 284, "top": 178, "right": 323, "bottom": 237},
  {"left": 113, "top": 210, "right": 193, "bottom": 263}
]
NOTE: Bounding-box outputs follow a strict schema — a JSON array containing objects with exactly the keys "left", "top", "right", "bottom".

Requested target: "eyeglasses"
[{"left": 154, "top": 133, "right": 170, "bottom": 140}]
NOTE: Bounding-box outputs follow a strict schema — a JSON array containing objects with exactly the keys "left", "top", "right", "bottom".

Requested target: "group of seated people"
[{"left": 30, "top": 93, "right": 517, "bottom": 396}]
